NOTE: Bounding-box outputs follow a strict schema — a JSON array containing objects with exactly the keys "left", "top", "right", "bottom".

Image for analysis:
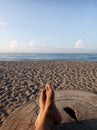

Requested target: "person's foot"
[
  {"left": 35, "top": 89, "right": 46, "bottom": 126},
  {"left": 35, "top": 83, "right": 61, "bottom": 127},
  {"left": 45, "top": 83, "right": 62, "bottom": 124}
]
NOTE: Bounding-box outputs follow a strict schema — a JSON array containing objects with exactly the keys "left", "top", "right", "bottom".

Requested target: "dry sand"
[{"left": 0, "top": 60, "right": 97, "bottom": 127}]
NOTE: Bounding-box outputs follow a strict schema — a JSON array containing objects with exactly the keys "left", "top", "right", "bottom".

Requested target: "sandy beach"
[{"left": 0, "top": 60, "right": 97, "bottom": 127}]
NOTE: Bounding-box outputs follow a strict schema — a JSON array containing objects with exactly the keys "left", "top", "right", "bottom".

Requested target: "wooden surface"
[{"left": 0, "top": 90, "right": 97, "bottom": 130}]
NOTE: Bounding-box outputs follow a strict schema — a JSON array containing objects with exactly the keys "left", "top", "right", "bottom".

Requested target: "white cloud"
[
  {"left": 9, "top": 40, "right": 20, "bottom": 49},
  {"left": 8, "top": 40, "right": 37, "bottom": 52},
  {"left": 0, "top": 19, "right": 8, "bottom": 26},
  {"left": 74, "top": 39, "right": 84, "bottom": 48}
]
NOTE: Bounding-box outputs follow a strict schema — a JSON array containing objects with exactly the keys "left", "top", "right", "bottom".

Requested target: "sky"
[{"left": 0, "top": 0, "right": 97, "bottom": 53}]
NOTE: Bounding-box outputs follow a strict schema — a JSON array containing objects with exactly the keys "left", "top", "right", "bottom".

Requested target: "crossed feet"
[{"left": 35, "top": 83, "right": 61, "bottom": 129}]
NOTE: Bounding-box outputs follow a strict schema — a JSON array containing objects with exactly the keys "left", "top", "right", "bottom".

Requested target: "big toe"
[
  {"left": 45, "top": 82, "right": 53, "bottom": 92},
  {"left": 46, "top": 83, "right": 54, "bottom": 97},
  {"left": 47, "top": 82, "right": 52, "bottom": 88}
]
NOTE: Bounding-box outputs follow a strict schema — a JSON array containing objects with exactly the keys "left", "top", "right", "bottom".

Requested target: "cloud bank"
[
  {"left": 1, "top": 39, "right": 96, "bottom": 53},
  {"left": 8, "top": 40, "right": 65, "bottom": 53},
  {"left": 8, "top": 40, "right": 43, "bottom": 52}
]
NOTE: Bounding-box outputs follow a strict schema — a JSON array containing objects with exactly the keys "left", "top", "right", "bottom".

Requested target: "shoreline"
[
  {"left": 0, "top": 59, "right": 97, "bottom": 62},
  {"left": 0, "top": 60, "right": 97, "bottom": 126}
]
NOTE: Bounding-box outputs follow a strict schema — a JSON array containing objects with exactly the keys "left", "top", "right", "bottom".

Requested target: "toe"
[
  {"left": 46, "top": 83, "right": 55, "bottom": 99},
  {"left": 45, "top": 83, "right": 52, "bottom": 92}
]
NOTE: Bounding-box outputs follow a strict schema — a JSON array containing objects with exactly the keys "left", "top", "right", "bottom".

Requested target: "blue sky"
[{"left": 0, "top": 0, "right": 97, "bottom": 53}]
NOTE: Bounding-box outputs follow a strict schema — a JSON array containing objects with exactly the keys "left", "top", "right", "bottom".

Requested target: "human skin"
[{"left": 34, "top": 83, "right": 61, "bottom": 130}]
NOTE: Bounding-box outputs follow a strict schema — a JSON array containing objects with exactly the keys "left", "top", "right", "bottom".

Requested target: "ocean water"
[{"left": 0, "top": 53, "right": 97, "bottom": 61}]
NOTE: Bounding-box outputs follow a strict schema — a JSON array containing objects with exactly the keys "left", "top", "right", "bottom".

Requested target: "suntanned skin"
[{"left": 34, "top": 83, "right": 61, "bottom": 130}]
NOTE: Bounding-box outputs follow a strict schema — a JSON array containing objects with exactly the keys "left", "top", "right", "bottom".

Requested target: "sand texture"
[{"left": 0, "top": 60, "right": 97, "bottom": 128}]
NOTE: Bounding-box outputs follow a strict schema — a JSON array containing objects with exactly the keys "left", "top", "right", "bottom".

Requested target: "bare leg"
[{"left": 34, "top": 83, "right": 61, "bottom": 130}]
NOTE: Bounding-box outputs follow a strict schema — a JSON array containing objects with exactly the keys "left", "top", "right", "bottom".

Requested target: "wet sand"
[{"left": 0, "top": 60, "right": 97, "bottom": 126}]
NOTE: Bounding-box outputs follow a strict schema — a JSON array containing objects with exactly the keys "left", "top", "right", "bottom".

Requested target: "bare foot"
[
  {"left": 35, "top": 85, "right": 54, "bottom": 130},
  {"left": 35, "top": 85, "right": 54, "bottom": 127},
  {"left": 35, "top": 83, "right": 61, "bottom": 128},
  {"left": 35, "top": 89, "right": 46, "bottom": 126},
  {"left": 45, "top": 83, "right": 61, "bottom": 124}
]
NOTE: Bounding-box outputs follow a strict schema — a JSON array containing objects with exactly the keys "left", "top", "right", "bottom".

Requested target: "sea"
[{"left": 0, "top": 53, "right": 97, "bottom": 61}]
